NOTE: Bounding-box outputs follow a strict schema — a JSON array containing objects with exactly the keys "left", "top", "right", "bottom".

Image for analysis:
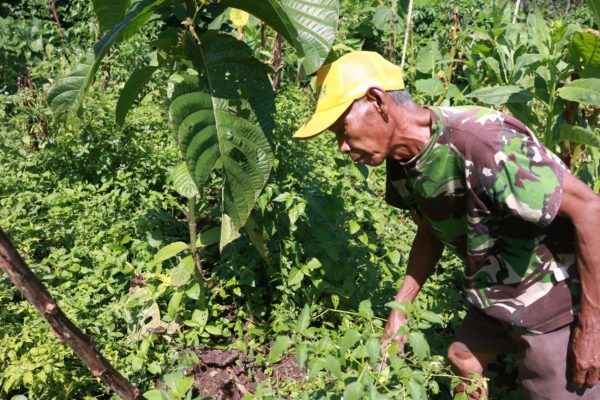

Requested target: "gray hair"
[{"left": 387, "top": 90, "right": 415, "bottom": 106}]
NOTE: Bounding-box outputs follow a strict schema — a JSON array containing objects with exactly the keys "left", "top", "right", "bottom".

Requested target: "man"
[{"left": 293, "top": 51, "right": 600, "bottom": 399}]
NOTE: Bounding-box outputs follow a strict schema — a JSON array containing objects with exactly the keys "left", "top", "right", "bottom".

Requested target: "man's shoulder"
[{"left": 432, "top": 106, "right": 534, "bottom": 159}]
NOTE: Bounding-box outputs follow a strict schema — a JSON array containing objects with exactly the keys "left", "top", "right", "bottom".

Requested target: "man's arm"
[
  {"left": 558, "top": 172, "right": 600, "bottom": 387},
  {"left": 382, "top": 212, "right": 444, "bottom": 350}
]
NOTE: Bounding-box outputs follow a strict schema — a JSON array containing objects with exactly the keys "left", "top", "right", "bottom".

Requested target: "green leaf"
[
  {"left": 385, "top": 300, "right": 408, "bottom": 313},
  {"left": 415, "top": 41, "right": 442, "bottom": 74},
  {"left": 287, "top": 268, "right": 304, "bottom": 286},
  {"left": 171, "top": 162, "right": 199, "bottom": 198},
  {"left": 149, "top": 241, "right": 189, "bottom": 267},
  {"left": 296, "top": 304, "right": 311, "bottom": 333},
  {"left": 191, "top": 309, "right": 208, "bottom": 333},
  {"left": 343, "top": 381, "right": 364, "bottom": 400},
  {"left": 358, "top": 299, "right": 373, "bottom": 320},
  {"left": 407, "top": 379, "right": 427, "bottom": 400},
  {"left": 295, "top": 342, "right": 308, "bottom": 368},
  {"left": 420, "top": 310, "right": 444, "bottom": 325},
  {"left": 169, "top": 32, "right": 275, "bottom": 245},
  {"left": 164, "top": 371, "right": 194, "bottom": 397},
  {"left": 269, "top": 335, "right": 294, "bottom": 363},
  {"left": 322, "top": 355, "right": 342, "bottom": 379},
  {"left": 465, "top": 85, "right": 532, "bottom": 105},
  {"left": 116, "top": 65, "right": 158, "bottom": 126},
  {"left": 48, "top": 0, "right": 163, "bottom": 116},
  {"left": 556, "top": 78, "right": 600, "bottom": 107},
  {"left": 220, "top": 0, "right": 339, "bottom": 74},
  {"left": 167, "top": 291, "right": 184, "bottom": 318},
  {"left": 92, "top": 0, "right": 130, "bottom": 32},
  {"left": 143, "top": 389, "right": 169, "bottom": 400},
  {"left": 169, "top": 255, "right": 194, "bottom": 287},
  {"left": 408, "top": 331, "right": 429, "bottom": 362},
  {"left": 196, "top": 226, "right": 220, "bottom": 248},
  {"left": 568, "top": 31, "right": 600, "bottom": 79},
  {"left": 339, "top": 329, "right": 361, "bottom": 355},
  {"left": 558, "top": 124, "right": 600, "bottom": 147},
  {"left": 415, "top": 78, "right": 444, "bottom": 98},
  {"left": 205, "top": 325, "right": 223, "bottom": 336},
  {"left": 366, "top": 336, "right": 380, "bottom": 364}
]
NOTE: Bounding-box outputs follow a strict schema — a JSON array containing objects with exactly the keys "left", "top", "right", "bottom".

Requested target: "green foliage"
[{"left": 3, "top": 1, "right": 598, "bottom": 400}]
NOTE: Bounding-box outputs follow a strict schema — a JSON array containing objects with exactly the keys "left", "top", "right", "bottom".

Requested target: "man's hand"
[
  {"left": 571, "top": 316, "right": 600, "bottom": 387},
  {"left": 381, "top": 308, "right": 408, "bottom": 355}
]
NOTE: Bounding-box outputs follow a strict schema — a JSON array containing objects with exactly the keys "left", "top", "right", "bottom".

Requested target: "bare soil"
[{"left": 185, "top": 349, "right": 303, "bottom": 399}]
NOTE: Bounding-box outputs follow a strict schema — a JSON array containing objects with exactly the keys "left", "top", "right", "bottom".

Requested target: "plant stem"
[
  {"left": 435, "top": 11, "right": 459, "bottom": 105},
  {"left": 0, "top": 228, "right": 141, "bottom": 400},
  {"left": 400, "top": 0, "right": 414, "bottom": 71},
  {"left": 188, "top": 196, "right": 205, "bottom": 303}
]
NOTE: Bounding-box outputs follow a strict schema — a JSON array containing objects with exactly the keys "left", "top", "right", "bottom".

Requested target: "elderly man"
[{"left": 293, "top": 51, "right": 600, "bottom": 399}]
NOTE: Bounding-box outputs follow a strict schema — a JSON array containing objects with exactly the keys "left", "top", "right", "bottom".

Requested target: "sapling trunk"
[{"left": 188, "top": 196, "right": 205, "bottom": 303}]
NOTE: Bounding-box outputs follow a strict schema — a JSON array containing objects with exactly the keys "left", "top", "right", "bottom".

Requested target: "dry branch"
[{"left": 0, "top": 228, "right": 141, "bottom": 400}]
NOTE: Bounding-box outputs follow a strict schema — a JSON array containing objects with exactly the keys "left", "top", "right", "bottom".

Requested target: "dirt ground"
[{"left": 185, "top": 349, "right": 303, "bottom": 399}]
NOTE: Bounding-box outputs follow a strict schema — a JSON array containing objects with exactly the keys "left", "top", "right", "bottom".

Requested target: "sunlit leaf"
[
  {"left": 48, "top": 0, "right": 164, "bottom": 116},
  {"left": 149, "top": 241, "right": 189, "bottom": 267},
  {"left": 466, "top": 85, "right": 532, "bottom": 105},
  {"left": 220, "top": 0, "right": 339, "bottom": 74},
  {"left": 408, "top": 331, "right": 429, "bottom": 362},
  {"left": 556, "top": 78, "right": 600, "bottom": 107},
  {"left": 568, "top": 31, "right": 600, "bottom": 79},
  {"left": 169, "top": 32, "right": 275, "bottom": 250},
  {"left": 343, "top": 381, "right": 364, "bottom": 400},
  {"left": 558, "top": 124, "right": 600, "bottom": 147},
  {"left": 171, "top": 162, "right": 199, "bottom": 198},
  {"left": 269, "top": 335, "right": 293, "bottom": 363}
]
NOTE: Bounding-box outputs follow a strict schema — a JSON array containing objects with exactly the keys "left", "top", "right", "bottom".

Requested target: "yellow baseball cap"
[{"left": 293, "top": 51, "right": 404, "bottom": 140}]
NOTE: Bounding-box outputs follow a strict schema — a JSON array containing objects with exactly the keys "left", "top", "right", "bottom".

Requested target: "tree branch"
[{"left": 0, "top": 228, "right": 141, "bottom": 400}]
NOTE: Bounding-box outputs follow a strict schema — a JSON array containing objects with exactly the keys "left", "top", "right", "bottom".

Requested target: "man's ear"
[{"left": 365, "top": 87, "right": 389, "bottom": 120}]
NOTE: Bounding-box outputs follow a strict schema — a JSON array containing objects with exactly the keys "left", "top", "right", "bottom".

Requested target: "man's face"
[{"left": 328, "top": 95, "right": 392, "bottom": 167}]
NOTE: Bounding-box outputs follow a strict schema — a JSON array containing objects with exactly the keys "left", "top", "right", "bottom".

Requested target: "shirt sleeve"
[{"left": 470, "top": 129, "right": 566, "bottom": 228}]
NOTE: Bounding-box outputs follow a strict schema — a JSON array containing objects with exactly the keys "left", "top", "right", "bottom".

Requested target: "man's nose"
[{"left": 339, "top": 140, "right": 351, "bottom": 154}]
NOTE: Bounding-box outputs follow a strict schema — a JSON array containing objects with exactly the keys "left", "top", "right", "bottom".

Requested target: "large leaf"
[
  {"left": 559, "top": 124, "right": 600, "bottom": 147},
  {"left": 465, "top": 85, "right": 533, "bottom": 105},
  {"left": 415, "top": 40, "right": 442, "bottom": 75},
  {"left": 220, "top": 0, "right": 339, "bottom": 74},
  {"left": 568, "top": 31, "right": 600, "bottom": 79},
  {"left": 47, "top": 0, "right": 164, "bottom": 116},
  {"left": 171, "top": 161, "right": 199, "bottom": 198},
  {"left": 92, "top": 0, "right": 130, "bottom": 32},
  {"left": 169, "top": 32, "right": 274, "bottom": 249},
  {"left": 116, "top": 65, "right": 158, "bottom": 126},
  {"left": 556, "top": 78, "right": 600, "bottom": 107}
]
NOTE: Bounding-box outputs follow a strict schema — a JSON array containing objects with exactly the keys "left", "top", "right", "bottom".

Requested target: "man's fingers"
[
  {"left": 585, "top": 368, "right": 599, "bottom": 387},
  {"left": 572, "top": 367, "right": 587, "bottom": 387}
]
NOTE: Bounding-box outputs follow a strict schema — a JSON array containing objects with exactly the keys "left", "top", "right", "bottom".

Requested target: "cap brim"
[{"left": 293, "top": 100, "right": 354, "bottom": 140}]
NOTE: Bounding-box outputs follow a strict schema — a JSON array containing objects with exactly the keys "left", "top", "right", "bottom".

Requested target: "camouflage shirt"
[{"left": 385, "top": 106, "right": 579, "bottom": 334}]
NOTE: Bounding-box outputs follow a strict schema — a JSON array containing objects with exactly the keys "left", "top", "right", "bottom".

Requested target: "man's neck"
[{"left": 388, "top": 104, "right": 432, "bottom": 162}]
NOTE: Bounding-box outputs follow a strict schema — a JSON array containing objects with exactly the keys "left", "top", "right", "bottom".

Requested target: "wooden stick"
[
  {"left": 400, "top": 0, "right": 414, "bottom": 70},
  {"left": 513, "top": 0, "right": 522, "bottom": 23},
  {"left": 0, "top": 228, "right": 141, "bottom": 400}
]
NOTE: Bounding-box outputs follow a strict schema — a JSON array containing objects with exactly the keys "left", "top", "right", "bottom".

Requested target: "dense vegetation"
[{"left": 1, "top": 0, "right": 598, "bottom": 399}]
